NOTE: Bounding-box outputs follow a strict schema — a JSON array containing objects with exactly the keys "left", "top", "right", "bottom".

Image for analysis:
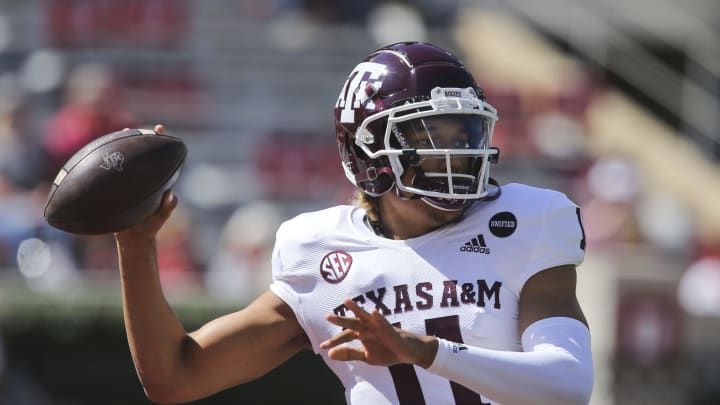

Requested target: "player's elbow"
[
  {"left": 558, "top": 382, "right": 593, "bottom": 405},
  {"left": 142, "top": 381, "right": 194, "bottom": 404},
  {"left": 137, "top": 368, "right": 196, "bottom": 404},
  {"left": 138, "top": 363, "right": 222, "bottom": 404},
  {"left": 551, "top": 361, "right": 594, "bottom": 405},
  {"left": 136, "top": 336, "right": 207, "bottom": 403}
]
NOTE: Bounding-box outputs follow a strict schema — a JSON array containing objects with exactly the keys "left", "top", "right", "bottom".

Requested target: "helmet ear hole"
[
  {"left": 365, "top": 159, "right": 395, "bottom": 195},
  {"left": 337, "top": 127, "right": 396, "bottom": 196}
]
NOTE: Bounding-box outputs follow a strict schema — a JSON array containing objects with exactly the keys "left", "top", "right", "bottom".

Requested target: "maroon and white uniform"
[{"left": 270, "top": 183, "right": 586, "bottom": 405}]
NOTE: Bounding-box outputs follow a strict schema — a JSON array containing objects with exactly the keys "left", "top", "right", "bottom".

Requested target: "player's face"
[
  {"left": 378, "top": 115, "right": 489, "bottom": 238},
  {"left": 401, "top": 116, "right": 475, "bottom": 175}
]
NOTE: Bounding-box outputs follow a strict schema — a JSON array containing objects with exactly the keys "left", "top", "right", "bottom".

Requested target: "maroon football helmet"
[{"left": 334, "top": 41, "right": 499, "bottom": 211}]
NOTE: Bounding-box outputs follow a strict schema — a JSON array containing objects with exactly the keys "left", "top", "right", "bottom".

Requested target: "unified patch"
[{"left": 489, "top": 212, "right": 517, "bottom": 237}]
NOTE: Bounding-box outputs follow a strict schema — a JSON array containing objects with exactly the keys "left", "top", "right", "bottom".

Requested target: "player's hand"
[
  {"left": 114, "top": 124, "right": 176, "bottom": 244},
  {"left": 115, "top": 190, "right": 177, "bottom": 244},
  {"left": 321, "top": 298, "right": 438, "bottom": 368}
]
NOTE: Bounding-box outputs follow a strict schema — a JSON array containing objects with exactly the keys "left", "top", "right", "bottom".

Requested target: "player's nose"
[{"left": 444, "top": 156, "right": 471, "bottom": 173}]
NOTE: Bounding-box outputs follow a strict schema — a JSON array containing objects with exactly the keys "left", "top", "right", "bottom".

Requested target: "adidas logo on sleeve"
[{"left": 459, "top": 234, "right": 491, "bottom": 255}]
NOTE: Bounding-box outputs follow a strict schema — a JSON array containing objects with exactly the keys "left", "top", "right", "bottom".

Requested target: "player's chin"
[{"left": 421, "top": 198, "right": 467, "bottom": 225}]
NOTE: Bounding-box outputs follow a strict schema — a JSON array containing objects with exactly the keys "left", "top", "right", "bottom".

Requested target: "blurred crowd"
[
  {"left": 0, "top": 0, "right": 716, "bottom": 303},
  {"left": 0, "top": 0, "right": 717, "bottom": 310},
  {"left": 0, "top": 1, "right": 719, "bottom": 403}
]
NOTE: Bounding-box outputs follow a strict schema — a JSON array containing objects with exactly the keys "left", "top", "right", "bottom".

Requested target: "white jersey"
[{"left": 270, "top": 183, "right": 586, "bottom": 405}]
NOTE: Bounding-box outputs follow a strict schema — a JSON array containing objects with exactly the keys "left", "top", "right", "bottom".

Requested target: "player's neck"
[{"left": 376, "top": 193, "right": 463, "bottom": 240}]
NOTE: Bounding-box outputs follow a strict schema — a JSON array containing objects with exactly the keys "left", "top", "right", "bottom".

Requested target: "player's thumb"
[
  {"left": 143, "top": 191, "right": 176, "bottom": 233},
  {"left": 146, "top": 190, "right": 177, "bottom": 226},
  {"left": 158, "top": 190, "right": 177, "bottom": 217}
]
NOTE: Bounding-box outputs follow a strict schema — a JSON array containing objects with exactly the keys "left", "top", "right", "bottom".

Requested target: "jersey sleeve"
[
  {"left": 269, "top": 225, "right": 301, "bottom": 312},
  {"left": 517, "top": 191, "right": 586, "bottom": 289},
  {"left": 268, "top": 220, "right": 322, "bottom": 352}
]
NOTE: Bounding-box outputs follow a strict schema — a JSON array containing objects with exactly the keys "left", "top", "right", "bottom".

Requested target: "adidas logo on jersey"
[{"left": 459, "top": 234, "right": 491, "bottom": 254}]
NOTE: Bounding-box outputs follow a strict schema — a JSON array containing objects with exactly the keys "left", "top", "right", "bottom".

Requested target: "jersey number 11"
[{"left": 389, "top": 315, "right": 491, "bottom": 405}]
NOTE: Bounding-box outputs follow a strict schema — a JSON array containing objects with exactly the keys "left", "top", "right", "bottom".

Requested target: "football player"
[{"left": 115, "top": 42, "right": 593, "bottom": 404}]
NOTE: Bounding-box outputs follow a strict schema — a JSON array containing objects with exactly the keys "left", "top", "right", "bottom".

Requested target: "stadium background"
[{"left": 0, "top": 0, "right": 719, "bottom": 404}]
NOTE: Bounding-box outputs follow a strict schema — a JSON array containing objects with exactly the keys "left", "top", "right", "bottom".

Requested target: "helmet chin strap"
[
  {"left": 393, "top": 172, "right": 471, "bottom": 211},
  {"left": 419, "top": 178, "right": 502, "bottom": 211},
  {"left": 420, "top": 196, "right": 468, "bottom": 211},
  {"left": 411, "top": 169, "right": 475, "bottom": 211},
  {"left": 396, "top": 172, "right": 503, "bottom": 211}
]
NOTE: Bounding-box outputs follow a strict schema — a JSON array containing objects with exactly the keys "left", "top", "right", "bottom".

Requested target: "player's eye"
[
  {"left": 418, "top": 138, "right": 433, "bottom": 147},
  {"left": 451, "top": 138, "right": 469, "bottom": 148}
]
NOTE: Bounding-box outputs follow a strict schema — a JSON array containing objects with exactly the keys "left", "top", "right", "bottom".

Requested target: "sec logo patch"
[{"left": 320, "top": 250, "right": 353, "bottom": 283}]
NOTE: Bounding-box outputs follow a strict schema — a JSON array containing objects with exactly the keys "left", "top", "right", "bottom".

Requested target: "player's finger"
[
  {"left": 326, "top": 313, "right": 365, "bottom": 331},
  {"left": 154, "top": 124, "right": 165, "bottom": 133},
  {"left": 146, "top": 191, "right": 176, "bottom": 224},
  {"left": 328, "top": 346, "right": 367, "bottom": 362},
  {"left": 158, "top": 191, "right": 177, "bottom": 215},
  {"left": 343, "top": 298, "right": 372, "bottom": 322},
  {"left": 370, "top": 309, "right": 391, "bottom": 325},
  {"left": 320, "top": 329, "right": 358, "bottom": 350},
  {"left": 136, "top": 193, "right": 175, "bottom": 233},
  {"left": 117, "top": 191, "right": 177, "bottom": 239}
]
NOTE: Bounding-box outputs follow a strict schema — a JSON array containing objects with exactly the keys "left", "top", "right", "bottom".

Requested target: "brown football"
[{"left": 43, "top": 128, "right": 187, "bottom": 235}]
